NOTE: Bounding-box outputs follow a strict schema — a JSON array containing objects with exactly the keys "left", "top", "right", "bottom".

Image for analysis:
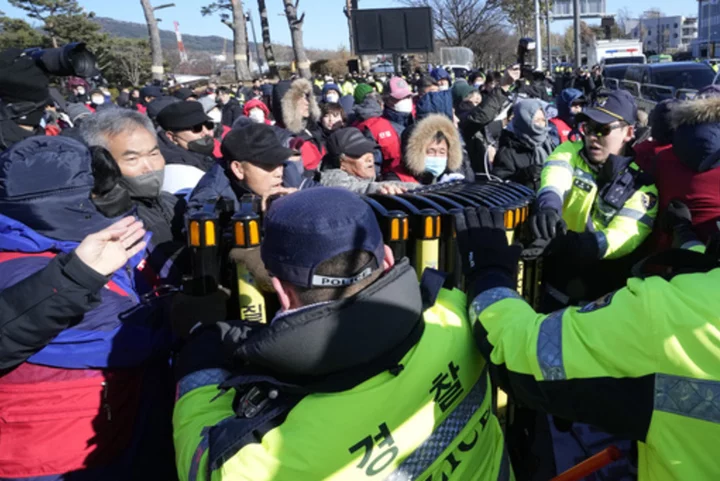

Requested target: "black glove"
[
  {"left": 665, "top": 199, "right": 696, "bottom": 248},
  {"left": 531, "top": 208, "right": 567, "bottom": 240},
  {"left": 454, "top": 207, "right": 522, "bottom": 297}
]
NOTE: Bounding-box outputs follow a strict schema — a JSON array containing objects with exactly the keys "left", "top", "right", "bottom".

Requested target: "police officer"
[
  {"left": 172, "top": 187, "right": 511, "bottom": 481},
  {"left": 455, "top": 195, "right": 720, "bottom": 481},
  {"left": 532, "top": 90, "right": 657, "bottom": 281}
]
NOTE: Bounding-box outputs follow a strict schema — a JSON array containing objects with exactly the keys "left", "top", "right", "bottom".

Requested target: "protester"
[
  {"left": 492, "top": 99, "right": 556, "bottom": 190},
  {"left": 353, "top": 92, "right": 399, "bottom": 176},
  {"left": 644, "top": 96, "right": 720, "bottom": 250},
  {"left": 570, "top": 67, "right": 595, "bottom": 97},
  {"left": 0, "top": 136, "right": 176, "bottom": 480},
  {"left": 188, "top": 123, "right": 306, "bottom": 213},
  {"left": 137, "top": 85, "right": 162, "bottom": 114},
  {"left": 431, "top": 67, "right": 452, "bottom": 90},
  {"left": 244, "top": 98, "right": 273, "bottom": 125},
  {"left": 321, "top": 82, "right": 342, "bottom": 104},
  {"left": 319, "top": 101, "right": 347, "bottom": 141},
  {"left": 382, "top": 77, "right": 415, "bottom": 138},
  {"left": 174, "top": 87, "right": 198, "bottom": 101},
  {"left": 80, "top": 108, "right": 186, "bottom": 249},
  {"left": 384, "top": 113, "right": 463, "bottom": 184},
  {"left": 172, "top": 187, "right": 510, "bottom": 481},
  {"left": 549, "top": 88, "right": 585, "bottom": 144},
  {"left": 416, "top": 76, "right": 439, "bottom": 97},
  {"left": 318, "top": 127, "right": 415, "bottom": 194},
  {"left": 218, "top": 86, "right": 243, "bottom": 127},
  {"left": 451, "top": 80, "right": 481, "bottom": 109},
  {"left": 156, "top": 101, "right": 217, "bottom": 173},
  {"left": 271, "top": 78, "right": 325, "bottom": 170},
  {"left": 0, "top": 48, "right": 50, "bottom": 150},
  {"left": 0, "top": 216, "right": 147, "bottom": 370}
]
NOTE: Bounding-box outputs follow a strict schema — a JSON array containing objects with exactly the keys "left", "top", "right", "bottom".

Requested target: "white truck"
[{"left": 586, "top": 39, "right": 646, "bottom": 66}]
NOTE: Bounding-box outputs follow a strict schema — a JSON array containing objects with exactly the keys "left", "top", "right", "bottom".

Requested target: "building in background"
[
  {"left": 693, "top": 0, "right": 719, "bottom": 58},
  {"left": 630, "top": 14, "right": 698, "bottom": 54}
]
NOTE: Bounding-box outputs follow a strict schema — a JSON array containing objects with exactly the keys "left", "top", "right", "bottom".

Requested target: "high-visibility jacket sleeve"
[
  {"left": 596, "top": 184, "right": 659, "bottom": 259},
  {"left": 173, "top": 369, "right": 235, "bottom": 481},
  {"left": 469, "top": 282, "right": 657, "bottom": 441},
  {"left": 537, "top": 141, "right": 582, "bottom": 212}
]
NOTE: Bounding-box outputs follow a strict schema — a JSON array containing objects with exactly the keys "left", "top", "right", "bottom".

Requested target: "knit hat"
[
  {"left": 354, "top": 83, "right": 374, "bottom": 105},
  {"left": 451, "top": 81, "right": 475, "bottom": 106}
]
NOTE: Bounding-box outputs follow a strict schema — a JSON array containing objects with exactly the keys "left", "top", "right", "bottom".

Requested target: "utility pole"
[
  {"left": 534, "top": 0, "right": 543, "bottom": 70},
  {"left": 140, "top": 1, "right": 175, "bottom": 83},
  {"left": 545, "top": 0, "right": 552, "bottom": 70},
  {"left": 573, "top": 0, "right": 581, "bottom": 66},
  {"left": 246, "top": 10, "right": 263, "bottom": 76}
]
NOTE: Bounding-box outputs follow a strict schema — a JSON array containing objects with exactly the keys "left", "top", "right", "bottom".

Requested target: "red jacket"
[
  {"left": 548, "top": 117, "right": 579, "bottom": 144},
  {"left": 214, "top": 125, "right": 231, "bottom": 159},
  {"left": 354, "top": 117, "right": 402, "bottom": 174},
  {"left": 647, "top": 145, "right": 720, "bottom": 251}
]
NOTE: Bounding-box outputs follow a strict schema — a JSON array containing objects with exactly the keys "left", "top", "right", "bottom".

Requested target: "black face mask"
[
  {"left": 91, "top": 183, "right": 134, "bottom": 218},
  {"left": 187, "top": 136, "right": 215, "bottom": 156}
]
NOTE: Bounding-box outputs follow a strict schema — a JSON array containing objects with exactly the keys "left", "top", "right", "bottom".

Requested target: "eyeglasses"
[
  {"left": 580, "top": 121, "right": 626, "bottom": 138},
  {"left": 190, "top": 121, "right": 215, "bottom": 134}
]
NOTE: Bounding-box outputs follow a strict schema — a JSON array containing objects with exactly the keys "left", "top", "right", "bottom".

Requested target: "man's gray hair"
[{"left": 80, "top": 108, "right": 156, "bottom": 149}]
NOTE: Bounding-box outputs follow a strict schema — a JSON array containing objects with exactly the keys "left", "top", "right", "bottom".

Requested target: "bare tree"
[
  {"left": 139, "top": 0, "right": 164, "bottom": 82},
  {"left": 202, "top": 0, "right": 253, "bottom": 81},
  {"left": 616, "top": 7, "right": 634, "bottom": 36},
  {"left": 257, "top": 0, "right": 279, "bottom": 77},
  {"left": 400, "top": 0, "right": 504, "bottom": 48},
  {"left": 282, "top": 0, "right": 311, "bottom": 79}
]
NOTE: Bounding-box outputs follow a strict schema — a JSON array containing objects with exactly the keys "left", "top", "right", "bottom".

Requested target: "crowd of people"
[{"left": 1, "top": 40, "right": 720, "bottom": 481}]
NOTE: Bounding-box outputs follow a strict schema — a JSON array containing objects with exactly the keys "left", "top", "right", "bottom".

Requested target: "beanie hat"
[{"left": 354, "top": 83, "right": 374, "bottom": 105}]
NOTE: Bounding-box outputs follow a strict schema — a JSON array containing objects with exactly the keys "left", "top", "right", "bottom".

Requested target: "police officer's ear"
[
  {"left": 229, "top": 159, "right": 245, "bottom": 181},
  {"left": 623, "top": 124, "right": 635, "bottom": 143}
]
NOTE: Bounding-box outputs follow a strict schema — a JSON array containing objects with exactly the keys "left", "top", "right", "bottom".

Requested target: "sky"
[{"left": 0, "top": 0, "right": 698, "bottom": 51}]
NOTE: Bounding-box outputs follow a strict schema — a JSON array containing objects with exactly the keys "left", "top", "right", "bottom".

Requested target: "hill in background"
[{"left": 93, "top": 16, "right": 336, "bottom": 61}]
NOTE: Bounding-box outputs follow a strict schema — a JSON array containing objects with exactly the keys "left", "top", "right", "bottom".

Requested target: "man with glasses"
[
  {"left": 157, "top": 101, "right": 218, "bottom": 174},
  {"left": 532, "top": 90, "right": 658, "bottom": 301}
]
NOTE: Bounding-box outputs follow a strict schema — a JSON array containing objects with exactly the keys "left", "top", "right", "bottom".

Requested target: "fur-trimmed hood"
[
  {"left": 278, "top": 78, "right": 321, "bottom": 134},
  {"left": 671, "top": 97, "right": 720, "bottom": 173},
  {"left": 403, "top": 114, "right": 463, "bottom": 177}
]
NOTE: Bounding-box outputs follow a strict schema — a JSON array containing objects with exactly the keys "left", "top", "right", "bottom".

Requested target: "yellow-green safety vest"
[
  {"left": 539, "top": 140, "right": 658, "bottom": 259},
  {"left": 341, "top": 81, "right": 355, "bottom": 97},
  {"left": 469, "top": 265, "right": 720, "bottom": 481},
  {"left": 173, "top": 288, "right": 511, "bottom": 481}
]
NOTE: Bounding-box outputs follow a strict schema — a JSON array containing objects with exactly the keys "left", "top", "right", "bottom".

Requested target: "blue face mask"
[{"left": 424, "top": 156, "right": 448, "bottom": 178}]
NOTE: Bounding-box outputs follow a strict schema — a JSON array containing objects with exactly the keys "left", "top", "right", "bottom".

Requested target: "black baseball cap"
[
  {"left": 157, "top": 101, "right": 212, "bottom": 132},
  {"left": 577, "top": 90, "right": 637, "bottom": 125},
  {"left": 327, "top": 128, "right": 378, "bottom": 159},
  {"left": 174, "top": 87, "right": 197, "bottom": 100},
  {"left": 221, "top": 123, "right": 297, "bottom": 166}
]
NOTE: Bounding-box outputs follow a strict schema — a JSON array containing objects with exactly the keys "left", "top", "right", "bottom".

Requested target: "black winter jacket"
[
  {"left": 0, "top": 251, "right": 108, "bottom": 371},
  {"left": 221, "top": 98, "right": 244, "bottom": 128},
  {"left": 491, "top": 129, "right": 554, "bottom": 191}
]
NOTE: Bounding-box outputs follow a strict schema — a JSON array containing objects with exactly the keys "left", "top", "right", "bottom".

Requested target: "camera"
[{"left": 23, "top": 42, "right": 98, "bottom": 78}]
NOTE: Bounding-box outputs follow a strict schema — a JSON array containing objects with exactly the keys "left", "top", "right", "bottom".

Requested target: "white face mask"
[
  {"left": 248, "top": 108, "right": 265, "bottom": 123},
  {"left": 439, "top": 84, "right": 449, "bottom": 91},
  {"left": 379, "top": 76, "right": 387, "bottom": 83},
  {"left": 91, "top": 96, "right": 105, "bottom": 105},
  {"left": 76, "top": 87, "right": 86, "bottom": 96},
  {"left": 326, "top": 93, "right": 339, "bottom": 103},
  {"left": 208, "top": 110, "right": 222, "bottom": 124},
  {"left": 393, "top": 98, "right": 414, "bottom": 114}
]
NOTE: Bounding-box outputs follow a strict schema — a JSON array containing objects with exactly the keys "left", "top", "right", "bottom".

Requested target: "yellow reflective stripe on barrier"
[
  {"left": 248, "top": 220, "right": 260, "bottom": 246},
  {"left": 234, "top": 222, "right": 246, "bottom": 247},
  {"left": 415, "top": 239, "right": 440, "bottom": 281}
]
